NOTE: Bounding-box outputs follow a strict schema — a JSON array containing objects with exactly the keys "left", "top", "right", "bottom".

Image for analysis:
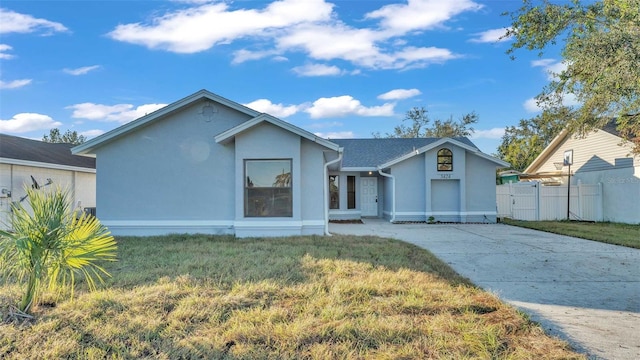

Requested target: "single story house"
[
  {"left": 523, "top": 121, "right": 639, "bottom": 224},
  {"left": 72, "top": 90, "right": 508, "bottom": 237},
  {"left": 0, "top": 134, "right": 96, "bottom": 230}
]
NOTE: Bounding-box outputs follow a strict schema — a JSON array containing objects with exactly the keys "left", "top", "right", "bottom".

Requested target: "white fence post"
[{"left": 577, "top": 179, "right": 582, "bottom": 220}]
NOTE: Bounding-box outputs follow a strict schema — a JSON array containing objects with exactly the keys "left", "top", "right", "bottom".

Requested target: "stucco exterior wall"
[
  {"left": 391, "top": 154, "right": 426, "bottom": 221},
  {"left": 94, "top": 99, "right": 247, "bottom": 235},
  {"left": 464, "top": 153, "right": 500, "bottom": 222},
  {"left": 300, "top": 141, "right": 329, "bottom": 227}
]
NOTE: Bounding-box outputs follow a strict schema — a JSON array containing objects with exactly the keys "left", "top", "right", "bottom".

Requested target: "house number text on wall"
[{"left": 440, "top": 174, "right": 451, "bottom": 179}]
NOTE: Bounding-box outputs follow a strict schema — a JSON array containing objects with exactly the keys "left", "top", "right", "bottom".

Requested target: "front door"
[{"left": 361, "top": 177, "right": 378, "bottom": 217}]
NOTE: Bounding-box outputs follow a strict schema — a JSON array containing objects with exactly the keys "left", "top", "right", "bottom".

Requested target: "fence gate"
[
  {"left": 512, "top": 182, "right": 539, "bottom": 220},
  {"left": 497, "top": 182, "right": 603, "bottom": 221}
]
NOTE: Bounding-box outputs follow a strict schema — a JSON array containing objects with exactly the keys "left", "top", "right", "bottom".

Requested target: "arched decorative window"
[{"left": 437, "top": 148, "right": 453, "bottom": 171}]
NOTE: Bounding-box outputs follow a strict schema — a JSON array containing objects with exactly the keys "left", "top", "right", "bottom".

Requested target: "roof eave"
[
  {"left": 523, "top": 129, "right": 570, "bottom": 173},
  {"left": 377, "top": 137, "right": 510, "bottom": 169},
  {"left": 215, "top": 113, "right": 340, "bottom": 151},
  {"left": 72, "top": 89, "right": 262, "bottom": 156}
]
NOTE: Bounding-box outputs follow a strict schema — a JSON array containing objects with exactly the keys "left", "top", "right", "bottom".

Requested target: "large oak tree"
[{"left": 505, "top": 0, "right": 639, "bottom": 152}]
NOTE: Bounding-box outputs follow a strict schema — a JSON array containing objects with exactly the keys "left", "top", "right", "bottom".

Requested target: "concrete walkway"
[{"left": 329, "top": 219, "right": 640, "bottom": 360}]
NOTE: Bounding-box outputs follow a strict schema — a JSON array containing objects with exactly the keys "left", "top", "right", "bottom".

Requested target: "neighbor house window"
[
  {"left": 437, "top": 148, "right": 453, "bottom": 171},
  {"left": 329, "top": 175, "right": 339, "bottom": 209},
  {"left": 347, "top": 176, "right": 356, "bottom": 209},
  {"left": 245, "top": 159, "right": 292, "bottom": 217}
]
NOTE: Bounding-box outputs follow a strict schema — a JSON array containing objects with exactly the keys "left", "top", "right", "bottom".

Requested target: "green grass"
[
  {"left": 503, "top": 219, "right": 640, "bottom": 249},
  {"left": 1, "top": 234, "right": 584, "bottom": 359}
]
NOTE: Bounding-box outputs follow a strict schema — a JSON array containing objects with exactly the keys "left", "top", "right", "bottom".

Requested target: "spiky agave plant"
[{"left": 0, "top": 187, "right": 116, "bottom": 313}]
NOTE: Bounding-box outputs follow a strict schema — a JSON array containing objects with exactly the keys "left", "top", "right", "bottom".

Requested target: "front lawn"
[
  {"left": 1, "top": 234, "right": 583, "bottom": 359},
  {"left": 503, "top": 219, "right": 640, "bottom": 249}
]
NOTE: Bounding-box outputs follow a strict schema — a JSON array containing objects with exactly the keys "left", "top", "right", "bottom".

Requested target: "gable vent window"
[
  {"left": 437, "top": 148, "right": 453, "bottom": 171},
  {"left": 245, "top": 159, "right": 292, "bottom": 217}
]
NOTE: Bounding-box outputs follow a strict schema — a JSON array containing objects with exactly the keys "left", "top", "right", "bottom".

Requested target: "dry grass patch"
[{"left": 1, "top": 234, "right": 584, "bottom": 359}]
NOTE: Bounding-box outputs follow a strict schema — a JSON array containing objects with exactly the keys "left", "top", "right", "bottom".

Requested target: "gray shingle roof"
[
  {"left": 0, "top": 134, "right": 95, "bottom": 169},
  {"left": 332, "top": 137, "right": 478, "bottom": 168}
]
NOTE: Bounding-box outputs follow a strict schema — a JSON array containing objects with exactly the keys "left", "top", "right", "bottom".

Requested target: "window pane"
[
  {"left": 329, "top": 175, "right": 339, "bottom": 209},
  {"left": 437, "top": 149, "right": 453, "bottom": 171},
  {"left": 246, "top": 188, "right": 292, "bottom": 217},
  {"left": 347, "top": 176, "right": 356, "bottom": 209},
  {"left": 245, "top": 159, "right": 292, "bottom": 217},
  {"left": 246, "top": 160, "right": 291, "bottom": 187}
]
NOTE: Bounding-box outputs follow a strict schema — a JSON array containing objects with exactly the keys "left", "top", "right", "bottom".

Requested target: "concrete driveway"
[{"left": 329, "top": 219, "right": 640, "bottom": 360}]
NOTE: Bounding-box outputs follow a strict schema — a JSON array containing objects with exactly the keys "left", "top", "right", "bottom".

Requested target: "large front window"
[{"left": 245, "top": 159, "right": 292, "bottom": 217}]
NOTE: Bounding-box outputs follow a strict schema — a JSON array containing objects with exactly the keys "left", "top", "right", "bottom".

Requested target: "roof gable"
[
  {"left": 72, "top": 89, "right": 261, "bottom": 156},
  {"left": 523, "top": 119, "right": 635, "bottom": 174},
  {"left": 1, "top": 134, "right": 95, "bottom": 170},
  {"left": 215, "top": 113, "right": 340, "bottom": 151},
  {"left": 333, "top": 137, "right": 507, "bottom": 169}
]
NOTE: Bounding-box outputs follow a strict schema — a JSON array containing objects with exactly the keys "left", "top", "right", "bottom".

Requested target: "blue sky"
[{"left": 0, "top": 0, "right": 566, "bottom": 155}]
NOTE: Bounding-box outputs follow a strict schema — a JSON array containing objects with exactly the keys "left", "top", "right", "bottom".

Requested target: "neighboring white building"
[
  {"left": 523, "top": 122, "right": 639, "bottom": 224},
  {"left": 0, "top": 134, "right": 96, "bottom": 230}
]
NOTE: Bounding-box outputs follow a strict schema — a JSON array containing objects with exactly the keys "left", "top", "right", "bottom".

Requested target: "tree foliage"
[
  {"left": 497, "top": 107, "right": 572, "bottom": 172},
  {"left": 375, "top": 107, "right": 477, "bottom": 138},
  {"left": 0, "top": 188, "right": 116, "bottom": 314},
  {"left": 505, "top": 0, "right": 640, "bottom": 153},
  {"left": 42, "top": 128, "right": 86, "bottom": 145}
]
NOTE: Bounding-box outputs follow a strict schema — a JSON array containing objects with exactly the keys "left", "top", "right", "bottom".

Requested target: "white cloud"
[
  {"left": 305, "top": 95, "right": 395, "bottom": 119},
  {"left": 66, "top": 102, "right": 168, "bottom": 123},
  {"left": 365, "top": 0, "right": 483, "bottom": 35},
  {"left": 0, "top": 79, "right": 32, "bottom": 89},
  {"left": 63, "top": 65, "right": 101, "bottom": 76},
  {"left": 80, "top": 129, "right": 105, "bottom": 138},
  {"left": 313, "top": 131, "right": 354, "bottom": 139},
  {"left": 532, "top": 58, "right": 567, "bottom": 80},
  {"left": 523, "top": 93, "right": 579, "bottom": 113},
  {"left": 469, "top": 28, "right": 511, "bottom": 43},
  {"left": 0, "top": 113, "right": 62, "bottom": 133},
  {"left": 470, "top": 127, "right": 504, "bottom": 140},
  {"left": 109, "top": 0, "right": 479, "bottom": 71},
  {"left": 277, "top": 23, "right": 458, "bottom": 69},
  {"left": 523, "top": 98, "right": 540, "bottom": 112},
  {"left": 291, "top": 63, "right": 343, "bottom": 77},
  {"left": 231, "top": 49, "right": 278, "bottom": 64},
  {"left": 108, "top": 0, "right": 334, "bottom": 53},
  {"left": 243, "top": 99, "right": 301, "bottom": 118},
  {"left": 0, "top": 8, "right": 68, "bottom": 34},
  {"left": 378, "top": 88, "right": 421, "bottom": 100},
  {"left": 0, "top": 44, "right": 14, "bottom": 59}
]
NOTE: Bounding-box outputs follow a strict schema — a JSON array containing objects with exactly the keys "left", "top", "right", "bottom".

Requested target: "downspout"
[
  {"left": 377, "top": 167, "right": 395, "bottom": 223},
  {"left": 324, "top": 148, "right": 343, "bottom": 236}
]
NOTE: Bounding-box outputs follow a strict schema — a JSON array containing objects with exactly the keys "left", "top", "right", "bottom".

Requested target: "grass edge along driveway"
[
  {"left": 502, "top": 219, "right": 640, "bottom": 249},
  {"left": 1, "top": 234, "right": 585, "bottom": 359}
]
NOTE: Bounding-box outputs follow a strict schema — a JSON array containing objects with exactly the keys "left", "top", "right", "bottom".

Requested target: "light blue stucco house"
[{"left": 72, "top": 90, "right": 508, "bottom": 237}]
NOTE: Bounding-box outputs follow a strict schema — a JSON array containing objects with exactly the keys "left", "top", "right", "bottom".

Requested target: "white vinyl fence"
[{"left": 497, "top": 181, "right": 603, "bottom": 221}]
